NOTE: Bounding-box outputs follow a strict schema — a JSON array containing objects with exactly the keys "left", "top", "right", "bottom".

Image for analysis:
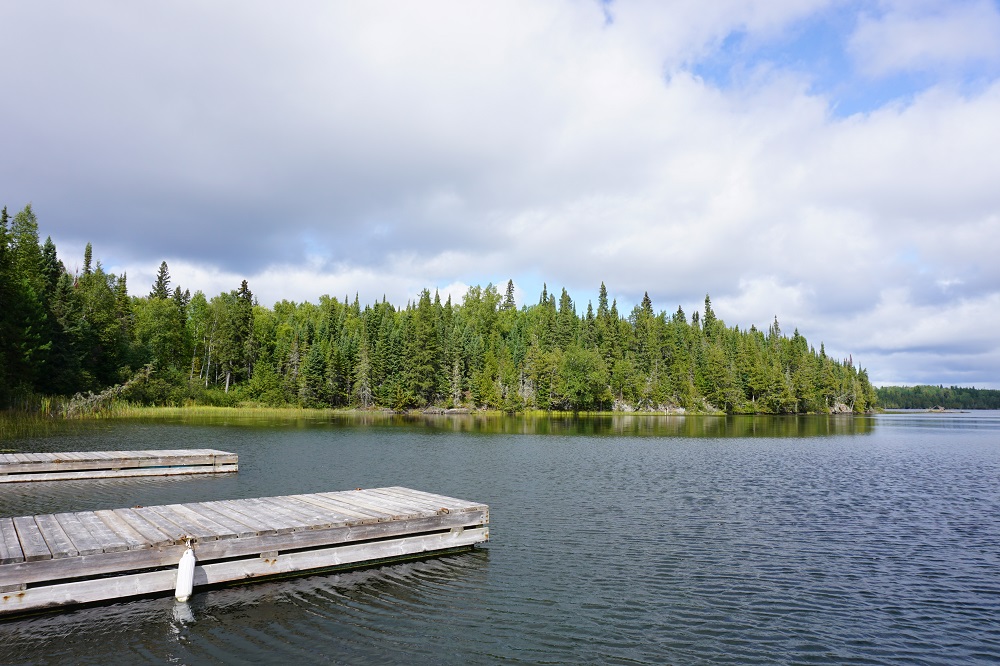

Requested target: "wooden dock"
[
  {"left": 0, "top": 449, "right": 238, "bottom": 483},
  {"left": 0, "top": 486, "right": 489, "bottom": 616}
]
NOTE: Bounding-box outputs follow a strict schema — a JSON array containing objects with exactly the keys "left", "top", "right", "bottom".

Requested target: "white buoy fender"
[{"left": 175, "top": 547, "right": 196, "bottom": 602}]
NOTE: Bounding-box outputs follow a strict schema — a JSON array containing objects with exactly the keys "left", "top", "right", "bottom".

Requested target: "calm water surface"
[{"left": 1, "top": 412, "right": 999, "bottom": 665}]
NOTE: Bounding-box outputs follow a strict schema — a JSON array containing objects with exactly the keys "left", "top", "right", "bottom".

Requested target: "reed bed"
[
  {"left": 97, "top": 404, "right": 331, "bottom": 419},
  {"left": 0, "top": 411, "right": 68, "bottom": 442}
]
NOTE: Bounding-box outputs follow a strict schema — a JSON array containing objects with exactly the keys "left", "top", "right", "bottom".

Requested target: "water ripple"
[{"left": 2, "top": 416, "right": 1000, "bottom": 664}]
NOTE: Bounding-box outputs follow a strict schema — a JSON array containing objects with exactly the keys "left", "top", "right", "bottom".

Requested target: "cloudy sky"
[{"left": 3, "top": 1, "right": 999, "bottom": 388}]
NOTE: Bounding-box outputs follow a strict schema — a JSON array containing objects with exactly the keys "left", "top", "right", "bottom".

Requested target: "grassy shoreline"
[
  {"left": 59, "top": 404, "right": 721, "bottom": 419},
  {"left": 4, "top": 401, "right": 873, "bottom": 422},
  {"left": 0, "top": 404, "right": 703, "bottom": 442}
]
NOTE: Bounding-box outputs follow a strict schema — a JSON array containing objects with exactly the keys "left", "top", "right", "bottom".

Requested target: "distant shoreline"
[{"left": 883, "top": 407, "right": 968, "bottom": 414}]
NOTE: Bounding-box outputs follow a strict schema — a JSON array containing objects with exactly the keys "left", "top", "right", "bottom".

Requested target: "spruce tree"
[
  {"left": 44, "top": 272, "right": 86, "bottom": 394},
  {"left": 8, "top": 205, "right": 49, "bottom": 394},
  {"left": 41, "top": 237, "right": 62, "bottom": 295},
  {"left": 407, "top": 289, "right": 440, "bottom": 405},
  {"left": 555, "top": 288, "right": 576, "bottom": 350},
  {"left": 597, "top": 282, "right": 609, "bottom": 318},
  {"left": 300, "top": 342, "right": 327, "bottom": 407},
  {"left": 703, "top": 294, "right": 717, "bottom": 335},
  {"left": 150, "top": 261, "right": 170, "bottom": 299},
  {"left": 501, "top": 279, "right": 516, "bottom": 311}
]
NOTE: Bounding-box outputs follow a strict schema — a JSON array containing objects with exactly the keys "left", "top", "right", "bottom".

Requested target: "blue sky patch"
[{"left": 689, "top": 1, "right": 1000, "bottom": 117}]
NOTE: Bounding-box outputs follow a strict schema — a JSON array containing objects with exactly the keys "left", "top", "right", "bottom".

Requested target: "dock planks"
[
  {"left": 0, "top": 449, "right": 238, "bottom": 483},
  {"left": 0, "top": 487, "right": 489, "bottom": 616}
]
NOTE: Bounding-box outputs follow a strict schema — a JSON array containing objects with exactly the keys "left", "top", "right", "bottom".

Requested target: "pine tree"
[
  {"left": 114, "top": 272, "right": 133, "bottom": 344},
  {"left": 219, "top": 280, "right": 254, "bottom": 385},
  {"left": 7, "top": 205, "right": 49, "bottom": 394},
  {"left": 150, "top": 261, "right": 170, "bottom": 299},
  {"left": 597, "top": 282, "right": 609, "bottom": 318},
  {"left": 703, "top": 294, "right": 717, "bottom": 336},
  {"left": 501, "top": 279, "right": 516, "bottom": 311},
  {"left": 299, "top": 342, "right": 327, "bottom": 407},
  {"left": 41, "top": 237, "right": 63, "bottom": 295},
  {"left": 44, "top": 272, "right": 86, "bottom": 394},
  {"left": 407, "top": 289, "right": 440, "bottom": 405},
  {"left": 555, "top": 288, "right": 576, "bottom": 350}
]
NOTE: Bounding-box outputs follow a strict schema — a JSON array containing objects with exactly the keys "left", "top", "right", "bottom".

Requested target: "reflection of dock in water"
[
  {"left": 0, "top": 486, "right": 489, "bottom": 617},
  {"left": 0, "top": 449, "right": 238, "bottom": 483}
]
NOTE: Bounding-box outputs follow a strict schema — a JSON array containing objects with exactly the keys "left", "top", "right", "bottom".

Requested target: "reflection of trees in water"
[
  {"left": 335, "top": 413, "right": 876, "bottom": 437},
  {"left": 2, "top": 410, "right": 876, "bottom": 442}
]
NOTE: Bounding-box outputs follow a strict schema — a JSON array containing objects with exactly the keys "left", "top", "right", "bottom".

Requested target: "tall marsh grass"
[
  {"left": 0, "top": 410, "right": 64, "bottom": 442},
  {"left": 97, "top": 404, "right": 321, "bottom": 419}
]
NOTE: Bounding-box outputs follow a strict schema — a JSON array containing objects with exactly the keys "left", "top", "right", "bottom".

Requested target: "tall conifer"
[{"left": 150, "top": 261, "right": 170, "bottom": 299}]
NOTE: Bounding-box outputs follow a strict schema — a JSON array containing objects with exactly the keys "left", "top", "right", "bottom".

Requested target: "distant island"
[
  {"left": 876, "top": 385, "right": 1000, "bottom": 410},
  {"left": 2, "top": 203, "right": 876, "bottom": 415}
]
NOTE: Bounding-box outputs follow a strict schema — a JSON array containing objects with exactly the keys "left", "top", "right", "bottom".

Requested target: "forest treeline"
[
  {"left": 876, "top": 385, "right": 1000, "bottom": 410},
  {"left": 1, "top": 204, "right": 877, "bottom": 414}
]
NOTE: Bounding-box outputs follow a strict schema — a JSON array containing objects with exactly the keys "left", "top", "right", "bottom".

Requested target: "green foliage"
[
  {"left": 237, "top": 360, "right": 285, "bottom": 406},
  {"left": 150, "top": 261, "right": 171, "bottom": 299},
  {"left": 557, "top": 345, "right": 610, "bottom": 411},
  {"left": 876, "top": 385, "right": 1000, "bottom": 410},
  {"left": 0, "top": 204, "right": 880, "bottom": 414}
]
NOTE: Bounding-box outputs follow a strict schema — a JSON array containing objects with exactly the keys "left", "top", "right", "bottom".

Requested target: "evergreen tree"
[
  {"left": 672, "top": 305, "right": 685, "bottom": 325},
  {"left": 641, "top": 291, "right": 653, "bottom": 316},
  {"left": 150, "top": 261, "right": 170, "bottom": 299},
  {"left": 6, "top": 205, "right": 49, "bottom": 395},
  {"left": 214, "top": 280, "right": 255, "bottom": 391},
  {"left": 501, "top": 279, "right": 516, "bottom": 311},
  {"left": 555, "top": 288, "right": 576, "bottom": 350},
  {"left": 407, "top": 289, "right": 440, "bottom": 405},
  {"left": 41, "top": 237, "right": 62, "bottom": 295},
  {"left": 597, "top": 282, "right": 609, "bottom": 318},
  {"left": 299, "top": 342, "right": 328, "bottom": 407},
  {"left": 44, "top": 272, "right": 87, "bottom": 394},
  {"left": 77, "top": 260, "right": 125, "bottom": 386},
  {"left": 703, "top": 294, "right": 717, "bottom": 337}
]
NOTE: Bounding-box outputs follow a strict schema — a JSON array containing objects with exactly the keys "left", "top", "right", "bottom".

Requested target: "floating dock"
[
  {"left": 0, "top": 486, "right": 489, "bottom": 616},
  {"left": 0, "top": 449, "right": 238, "bottom": 483}
]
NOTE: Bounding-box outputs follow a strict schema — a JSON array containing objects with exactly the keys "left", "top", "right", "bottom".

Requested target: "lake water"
[{"left": 1, "top": 412, "right": 999, "bottom": 665}]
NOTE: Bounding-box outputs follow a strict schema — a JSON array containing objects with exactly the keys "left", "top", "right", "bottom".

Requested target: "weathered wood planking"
[
  {"left": 0, "top": 487, "right": 489, "bottom": 615},
  {"left": 0, "top": 449, "right": 238, "bottom": 482}
]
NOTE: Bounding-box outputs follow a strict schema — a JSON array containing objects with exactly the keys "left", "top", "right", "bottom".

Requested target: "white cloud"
[
  {"left": 849, "top": 0, "right": 1000, "bottom": 77},
  {"left": 826, "top": 288, "right": 1000, "bottom": 388}
]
